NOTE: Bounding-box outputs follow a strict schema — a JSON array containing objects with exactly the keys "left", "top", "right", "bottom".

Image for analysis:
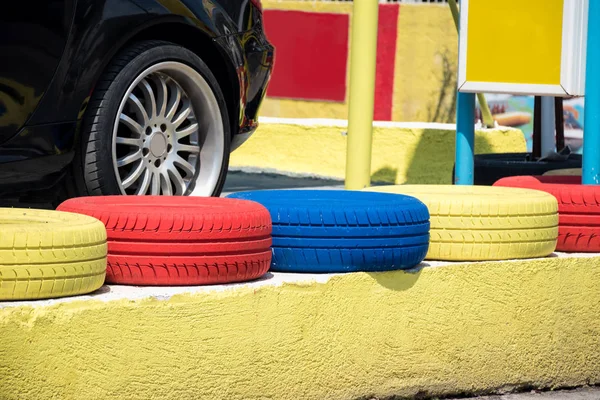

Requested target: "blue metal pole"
[
  {"left": 582, "top": 0, "right": 600, "bottom": 185},
  {"left": 454, "top": 92, "right": 476, "bottom": 185},
  {"left": 454, "top": 0, "right": 476, "bottom": 185}
]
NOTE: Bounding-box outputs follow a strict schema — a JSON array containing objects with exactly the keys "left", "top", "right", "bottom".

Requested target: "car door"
[{"left": 0, "top": 0, "right": 75, "bottom": 144}]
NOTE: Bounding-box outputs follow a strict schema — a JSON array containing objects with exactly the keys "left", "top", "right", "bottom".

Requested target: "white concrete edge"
[
  {"left": 258, "top": 117, "right": 516, "bottom": 132},
  {"left": 1, "top": 252, "right": 596, "bottom": 309}
]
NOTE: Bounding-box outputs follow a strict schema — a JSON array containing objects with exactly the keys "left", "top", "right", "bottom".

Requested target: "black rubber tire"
[
  {"left": 452, "top": 153, "right": 582, "bottom": 186},
  {"left": 66, "top": 40, "right": 230, "bottom": 199}
]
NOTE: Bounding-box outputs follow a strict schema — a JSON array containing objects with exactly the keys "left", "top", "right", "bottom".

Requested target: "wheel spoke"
[
  {"left": 116, "top": 150, "right": 142, "bottom": 167},
  {"left": 139, "top": 79, "right": 157, "bottom": 119},
  {"left": 175, "top": 123, "right": 198, "bottom": 140},
  {"left": 168, "top": 168, "right": 187, "bottom": 195},
  {"left": 121, "top": 161, "right": 146, "bottom": 189},
  {"left": 119, "top": 114, "right": 143, "bottom": 135},
  {"left": 115, "top": 136, "right": 142, "bottom": 147},
  {"left": 176, "top": 144, "right": 200, "bottom": 154},
  {"left": 154, "top": 74, "right": 168, "bottom": 118},
  {"left": 114, "top": 65, "right": 223, "bottom": 197},
  {"left": 151, "top": 171, "right": 160, "bottom": 195},
  {"left": 165, "top": 82, "right": 181, "bottom": 121},
  {"left": 160, "top": 171, "right": 173, "bottom": 196},
  {"left": 127, "top": 93, "right": 150, "bottom": 127},
  {"left": 173, "top": 155, "right": 195, "bottom": 177},
  {"left": 134, "top": 169, "right": 152, "bottom": 195},
  {"left": 172, "top": 98, "right": 192, "bottom": 128}
]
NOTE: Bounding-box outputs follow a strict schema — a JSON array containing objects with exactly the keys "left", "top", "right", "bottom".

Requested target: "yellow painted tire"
[
  {"left": 365, "top": 185, "right": 559, "bottom": 261},
  {"left": 0, "top": 209, "right": 107, "bottom": 300}
]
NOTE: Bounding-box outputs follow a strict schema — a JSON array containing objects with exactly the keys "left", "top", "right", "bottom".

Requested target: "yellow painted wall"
[
  {"left": 259, "top": 0, "right": 352, "bottom": 120},
  {"left": 260, "top": 2, "right": 458, "bottom": 123},
  {"left": 230, "top": 122, "right": 526, "bottom": 184},
  {"left": 1, "top": 256, "right": 600, "bottom": 399},
  {"left": 393, "top": 5, "right": 458, "bottom": 122}
]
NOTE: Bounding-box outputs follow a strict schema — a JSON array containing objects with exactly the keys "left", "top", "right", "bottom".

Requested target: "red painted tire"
[
  {"left": 57, "top": 196, "right": 272, "bottom": 285},
  {"left": 494, "top": 175, "right": 600, "bottom": 252}
]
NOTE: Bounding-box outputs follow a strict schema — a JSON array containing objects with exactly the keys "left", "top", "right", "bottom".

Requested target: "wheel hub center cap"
[{"left": 149, "top": 133, "right": 167, "bottom": 157}]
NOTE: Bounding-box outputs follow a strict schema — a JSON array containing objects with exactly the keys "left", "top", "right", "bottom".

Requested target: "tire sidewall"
[{"left": 81, "top": 42, "right": 231, "bottom": 197}]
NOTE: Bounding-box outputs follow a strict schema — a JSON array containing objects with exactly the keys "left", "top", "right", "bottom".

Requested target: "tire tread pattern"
[
  {"left": 367, "top": 185, "right": 559, "bottom": 261},
  {"left": 0, "top": 209, "right": 107, "bottom": 300},
  {"left": 107, "top": 252, "right": 271, "bottom": 286},
  {"left": 495, "top": 175, "right": 600, "bottom": 252},
  {"left": 227, "top": 190, "right": 430, "bottom": 272},
  {"left": 57, "top": 197, "right": 272, "bottom": 285}
]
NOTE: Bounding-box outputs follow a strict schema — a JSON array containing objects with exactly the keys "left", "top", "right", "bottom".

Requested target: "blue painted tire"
[{"left": 227, "top": 190, "right": 430, "bottom": 273}]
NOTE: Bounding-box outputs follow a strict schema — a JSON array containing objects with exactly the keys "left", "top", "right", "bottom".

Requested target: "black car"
[{"left": 0, "top": 0, "right": 273, "bottom": 205}]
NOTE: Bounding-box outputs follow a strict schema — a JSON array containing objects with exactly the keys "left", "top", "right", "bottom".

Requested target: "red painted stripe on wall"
[
  {"left": 263, "top": 10, "right": 349, "bottom": 102},
  {"left": 374, "top": 3, "right": 400, "bottom": 121}
]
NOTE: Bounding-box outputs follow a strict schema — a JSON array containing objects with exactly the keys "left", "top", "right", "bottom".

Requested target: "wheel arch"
[
  {"left": 27, "top": 6, "right": 242, "bottom": 143},
  {"left": 116, "top": 22, "right": 241, "bottom": 139}
]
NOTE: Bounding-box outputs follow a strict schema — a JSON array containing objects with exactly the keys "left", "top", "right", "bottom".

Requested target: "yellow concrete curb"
[
  {"left": 543, "top": 168, "right": 582, "bottom": 176},
  {"left": 1, "top": 253, "right": 599, "bottom": 399},
  {"left": 230, "top": 120, "right": 526, "bottom": 184}
]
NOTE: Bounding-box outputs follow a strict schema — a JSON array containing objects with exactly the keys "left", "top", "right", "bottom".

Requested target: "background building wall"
[
  {"left": 260, "top": 2, "right": 458, "bottom": 123},
  {"left": 259, "top": 1, "right": 585, "bottom": 154}
]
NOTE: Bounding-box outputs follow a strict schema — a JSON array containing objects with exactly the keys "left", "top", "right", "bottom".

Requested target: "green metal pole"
[
  {"left": 344, "top": 0, "right": 379, "bottom": 189},
  {"left": 448, "top": 0, "right": 460, "bottom": 29},
  {"left": 448, "top": 0, "right": 494, "bottom": 129}
]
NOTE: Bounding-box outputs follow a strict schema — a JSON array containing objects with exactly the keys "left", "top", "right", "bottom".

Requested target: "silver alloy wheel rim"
[{"left": 112, "top": 61, "right": 225, "bottom": 196}]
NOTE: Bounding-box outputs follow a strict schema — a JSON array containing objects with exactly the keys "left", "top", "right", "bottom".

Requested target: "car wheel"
[{"left": 75, "top": 40, "right": 230, "bottom": 197}]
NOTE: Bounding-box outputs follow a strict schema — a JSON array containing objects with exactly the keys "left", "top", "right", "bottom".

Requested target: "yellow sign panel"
[
  {"left": 466, "top": 0, "right": 563, "bottom": 85},
  {"left": 458, "top": 0, "right": 588, "bottom": 96}
]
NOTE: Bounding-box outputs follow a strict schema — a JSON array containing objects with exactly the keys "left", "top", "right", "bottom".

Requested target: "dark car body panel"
[
  {"left": 0, "top": 0, "right": 273, "bottom": 191},
  {"left": 0, "top": 0, "right": 75, "bottom": 144}
]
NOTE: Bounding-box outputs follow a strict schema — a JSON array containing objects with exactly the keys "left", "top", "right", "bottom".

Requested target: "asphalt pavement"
[
  {"left": 222, "top": 170, "right": 343, "bottom": 195},
  {"left": 366, "top": 387, "right": 600, "bottom": 400},
  {"left": 446, "top": 387, "right": 600, "bottom": 400},
  {"left": 0, "top": 171, "right": 344, "bottom": 209}
]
